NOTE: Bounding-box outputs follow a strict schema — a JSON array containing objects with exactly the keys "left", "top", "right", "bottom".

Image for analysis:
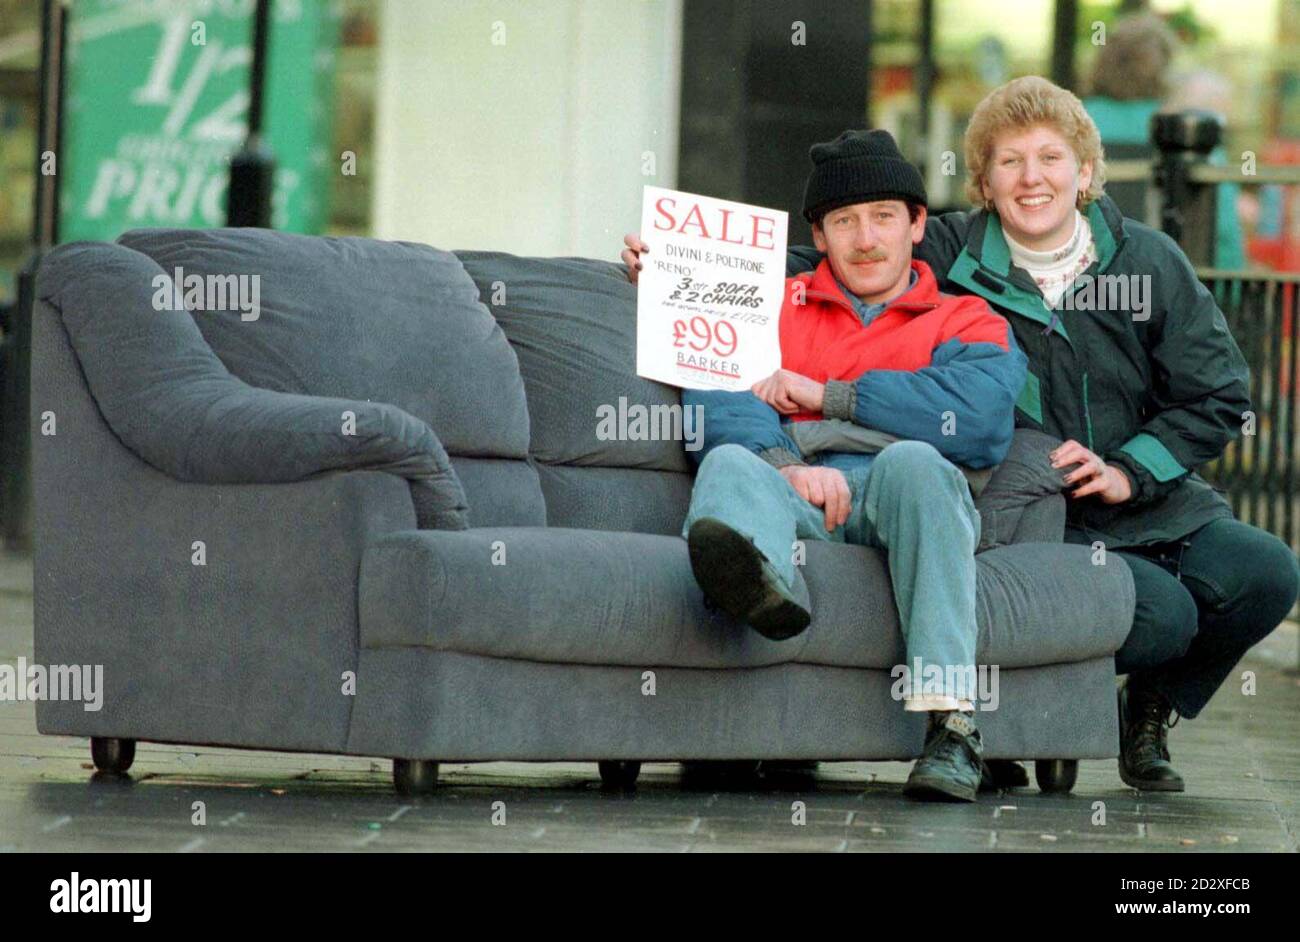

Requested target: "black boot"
[
  {"left": 1118, "top": 679, "right": 1185, "bottom": 792},
  {"left": 687, "top": 517, "right": 811, "bottom": 641},
  {"left": 903, "top": 710, "right": 983, "bottom": 803},
  {"left": 980, "top": 759, "right": 1029, "bottom": 791}
]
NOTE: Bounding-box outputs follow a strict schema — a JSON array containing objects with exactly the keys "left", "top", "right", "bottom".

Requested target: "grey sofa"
[{"left": 31, "top": 227, "right": 1136, "bottom": 795}]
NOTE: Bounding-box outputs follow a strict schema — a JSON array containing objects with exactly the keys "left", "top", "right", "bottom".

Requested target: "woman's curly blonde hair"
[{"left": 963, "top": 75, "right": 1107, "bottom": 210}]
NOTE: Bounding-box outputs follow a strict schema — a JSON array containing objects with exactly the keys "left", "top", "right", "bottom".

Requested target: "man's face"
[{"left": 812, "top": 200, "right": 926, "bottom": 304}]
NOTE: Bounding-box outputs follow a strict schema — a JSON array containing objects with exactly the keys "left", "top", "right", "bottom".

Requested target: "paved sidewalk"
[{"left": 2, "top": 548, "right": 1297, "bottom": 852}]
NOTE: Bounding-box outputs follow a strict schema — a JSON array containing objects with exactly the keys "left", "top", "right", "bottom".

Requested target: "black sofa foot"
[
  {"left": 90, "top": 737, "right": 136, "bottom": 774},
  {"left": 1034, "top": 759, "right": 1078, "bottom": 794},
  {"left": 598, "top": 760, "right": 642, "bottom": 790},
  {"left": 393, "top": 759, "right": 439, "bottom": 796}
]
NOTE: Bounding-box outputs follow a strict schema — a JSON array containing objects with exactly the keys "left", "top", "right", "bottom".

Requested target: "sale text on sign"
[{"left": 636, "top": 186, "right": 787, "bottom": 390}]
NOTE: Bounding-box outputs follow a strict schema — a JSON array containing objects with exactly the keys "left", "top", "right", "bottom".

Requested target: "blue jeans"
[{"left": 682, "top": 441, "right": 981, "bottom": 701}]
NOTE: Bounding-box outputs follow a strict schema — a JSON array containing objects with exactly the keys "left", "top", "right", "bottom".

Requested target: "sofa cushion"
[
  {"left": 450, "top": 457, "right": 547, "bottom": 528},
  {"left": 536, "top": 464, "right": 692, "bottom": 535},
  {"left": 359, "top": 528, "right": 1135, "bottom": 670},
  {"left": 36, "top": 241, "right": 469, "bottom": 530},
  {"left": 118, "top": 228, "right": 531, "bottom": 462},
  {"left": 455, "top": 252, "right": 691, "bottom": 472},
  {"left": 975, "top": 428, "right": 1068, "bottom": 549}
]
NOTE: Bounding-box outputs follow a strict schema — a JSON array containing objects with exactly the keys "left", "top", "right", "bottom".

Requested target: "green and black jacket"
[{"left": 788, "top": 194, "right": 1251, "bottom": 548}]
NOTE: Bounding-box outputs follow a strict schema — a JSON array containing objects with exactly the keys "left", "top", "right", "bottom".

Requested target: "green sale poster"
[{"left": 58, "top": 0, "right": 339, "bottom": 240}]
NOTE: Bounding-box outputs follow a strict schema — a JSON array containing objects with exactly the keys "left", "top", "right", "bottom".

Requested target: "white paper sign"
[{"left": 636, "top": 185, "right": 787, "bottom": 391}]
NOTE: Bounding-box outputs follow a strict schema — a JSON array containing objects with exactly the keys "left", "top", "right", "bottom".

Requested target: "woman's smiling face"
[{"left": 981, "top": 124, "right": 1093, "bottom": 251}]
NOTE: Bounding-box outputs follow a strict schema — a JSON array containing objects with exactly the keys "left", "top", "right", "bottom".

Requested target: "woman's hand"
[
  {"left": 621, "top": 233, "right": 648, "bottom": 285},
  {"left": 1051, "top": 439, "right": 1132, "bottom": 504}
]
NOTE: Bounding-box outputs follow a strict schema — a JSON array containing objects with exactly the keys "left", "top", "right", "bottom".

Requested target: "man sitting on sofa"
[{"left": 626, "top": 130, "right": 1027, "bottom": 802}]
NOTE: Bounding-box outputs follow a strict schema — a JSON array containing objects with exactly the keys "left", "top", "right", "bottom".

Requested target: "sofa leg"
[
  {"left": 90, "top": 737, "right": 136, "bottom": 774},
  {"left": 1034, "top": 759, "right": 1078, "bottom": 794},
  {"left": 597, "top": 760, "right": 642, "bottom": 790},
  {"left": 392, "top": 758, "right": 439, "bottom": 796}
]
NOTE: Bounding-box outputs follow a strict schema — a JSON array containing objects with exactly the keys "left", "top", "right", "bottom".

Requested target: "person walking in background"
[{"left": 1083, "top": 12, "right": 1246, "bottom": 268}]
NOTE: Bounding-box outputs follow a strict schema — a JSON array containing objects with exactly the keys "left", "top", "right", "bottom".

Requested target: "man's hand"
[
  {"left": 621, "top": 233, "right": 647, "bottom": 285},
  {"left": 779, "top": 465, "right": 851, "bottom": 532},
  {"left": 1050, "top": 439, "right": 1133, "bottom": 504},
  {"left": 751, "top": 369, "right": 825, "bottom": 415}
]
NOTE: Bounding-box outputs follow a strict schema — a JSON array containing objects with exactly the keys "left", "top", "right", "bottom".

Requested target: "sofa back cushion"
[
  {"left": 536, "top": 464, "right": 692, "bottom": 536},
  {"left": 119, "top": 228, "right": 545, "bottom": 526},
  {"left": 456, "top": 251, "right": 697, "bottom": 532},
  {"left": 455, "top": 252, "right": 691, "bottom": 472}
]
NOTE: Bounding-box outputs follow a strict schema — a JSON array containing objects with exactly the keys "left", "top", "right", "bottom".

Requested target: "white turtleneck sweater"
[{"left": 1003, "top": 209, "right": 1097, "bottom": 308}]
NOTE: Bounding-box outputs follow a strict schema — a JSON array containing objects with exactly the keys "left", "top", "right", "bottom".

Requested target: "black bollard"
[{"left": 1151, "top": 110, "right": 1222, "bottom": 267}]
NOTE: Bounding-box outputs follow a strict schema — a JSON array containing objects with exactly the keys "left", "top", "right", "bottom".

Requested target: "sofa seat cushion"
[{"left": 359, "top": 528, "right": 1134, "bottom": 670}]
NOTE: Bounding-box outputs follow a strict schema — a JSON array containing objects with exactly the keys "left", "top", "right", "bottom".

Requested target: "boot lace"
[
  {"left": 1133, "top": 693, "right": 1174, "bottom": 761},
  {"left": 925, "top": 716, "right": 982, "bottom": 769}
]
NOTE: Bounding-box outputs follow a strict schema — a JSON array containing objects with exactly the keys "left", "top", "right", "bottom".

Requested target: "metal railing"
[
  {"left": 1123, "top": 112, "right": 1300, "bottom": 564},
  {"left": 1108, "top": 161, "right": 1300, "bottom": 187},
  {"left": 1198, "top": 271, "right": 1300, "bottom": 554},
  {"left": 1112, "top": 115, "right": 1300, "bottom": 662}
]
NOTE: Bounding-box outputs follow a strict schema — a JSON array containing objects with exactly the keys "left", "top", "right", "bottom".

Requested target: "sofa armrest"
[
  {"left": 975, "top": 428, "right": 1066, "bottom": 551},
  {"left": 35, "top": 242, "right": 468, "bottom": 530},
  {"left": 32, "top": 463, "right": 416, "bottom": 752},
  {"left": 30, "top": 253, "right": 428, "bottom": 752}
]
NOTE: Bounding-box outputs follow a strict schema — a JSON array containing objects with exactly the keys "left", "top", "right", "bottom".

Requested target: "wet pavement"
[{"left": 2, "top": 548, "right": 1297, "bottom": 852}]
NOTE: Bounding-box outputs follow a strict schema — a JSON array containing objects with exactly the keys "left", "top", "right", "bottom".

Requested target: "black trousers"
[{"left": 1111, "top": 518, "right": 1299, "bottom": 719}]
